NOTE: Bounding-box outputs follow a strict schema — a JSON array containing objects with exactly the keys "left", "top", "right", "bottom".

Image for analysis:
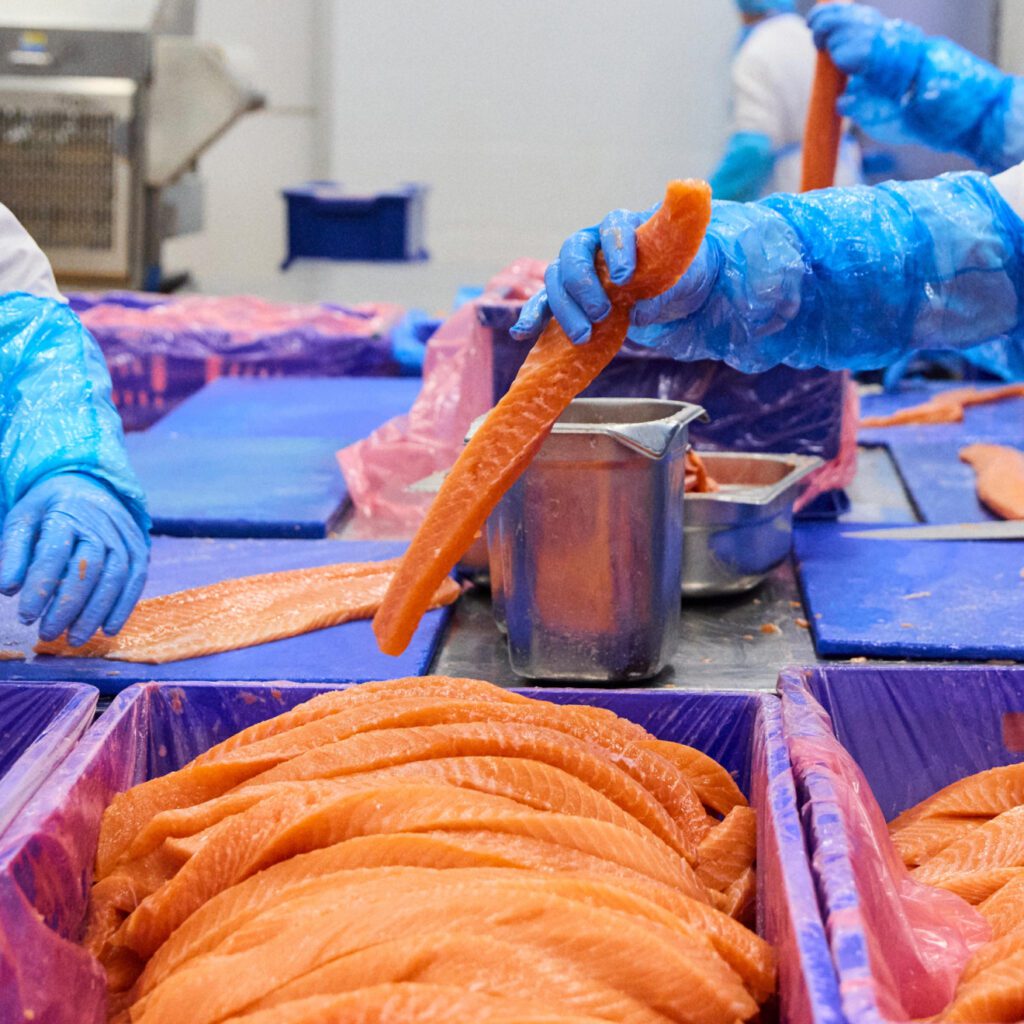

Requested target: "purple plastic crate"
[
  {"left": 0, "top": 682, "right": 839, "bottom": 1024},
  {"left": 0, "top": 682, "right": 97, "bottom": 838},
  {"left": 780, "top": 665, "right": 1024, "bottom": 1024}
]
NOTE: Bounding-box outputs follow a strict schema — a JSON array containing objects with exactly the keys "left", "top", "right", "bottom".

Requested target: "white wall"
[
  {"left": 322, "top": 1, "right": 734, "bottom": 276},
  {"left": 162, "top": 0, "right": 327, "bottom": 292}
]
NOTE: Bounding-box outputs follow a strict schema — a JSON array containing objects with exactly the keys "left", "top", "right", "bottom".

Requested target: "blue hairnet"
[
  {"left": 629, "top": 172, "right": 1024, "bottom": 374},
  {"left": 0, "top": 293, "right": 149, "bottom": 529},
  {"left": 736, "top": 0, "right": 796, "bottom": 14}
]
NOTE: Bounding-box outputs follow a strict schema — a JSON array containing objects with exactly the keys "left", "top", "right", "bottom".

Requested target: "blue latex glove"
[
  {"left": 0, "top": 293, "right": 150, "bottom": 643},
  {"left": 708, "top": 132, "right": 776, "bottom": 202},
  {"left": 0, "top": 473, "right": 149, "bottom": 644},
  {"left": 808, "top": 3, "right": 1024, "bottom": 173},
  {"left": 511, "top": 172, "right": 1024, "bottom": 374}
]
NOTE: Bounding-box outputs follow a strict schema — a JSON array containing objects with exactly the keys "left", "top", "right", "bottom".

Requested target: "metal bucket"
[{"left": 474, "top": 398, "right": 706, "bottom": 682}]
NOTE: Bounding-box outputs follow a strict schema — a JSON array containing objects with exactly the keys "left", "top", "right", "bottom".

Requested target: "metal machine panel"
[{"left": 0, "top": 76, "right": 137, "bottom": 280}]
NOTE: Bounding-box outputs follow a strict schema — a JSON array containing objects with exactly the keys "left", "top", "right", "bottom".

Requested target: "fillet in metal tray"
[{"left": 684, "top": 452, "right": 822, "bottom": 597}]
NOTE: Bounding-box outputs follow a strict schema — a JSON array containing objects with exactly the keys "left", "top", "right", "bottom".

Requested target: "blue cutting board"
[
  {"left": 126, "top": 434, "right": 347, "bottom": 539},
  {"left": 0, "top": 538, "right": 453, "bottom": 693},
  {"left": 886, "top": 438, "right": 1000, "bottom": 524},
  {"left": 148, "top": 377, "right": 422, "bottom": 440},
  {"left": 794, "top": 521, "right": 1024, "bottom": 660},
  {"left": 859, "top": 383, "right": 1024, "bottom": 448}
]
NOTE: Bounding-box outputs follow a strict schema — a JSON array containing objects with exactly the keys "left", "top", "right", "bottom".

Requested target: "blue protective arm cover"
[
  {"left": 0, "top": 293, "right": 150, "bottom": 530},
  {"left": 831, "top": 15, "right": 1024, "bottom": 172},
  {"left": 708, "top": 132, "right": 776, "bottom": 203},
  {"left": 629, "top": 171, "right": 1024, "bottom": 373}
]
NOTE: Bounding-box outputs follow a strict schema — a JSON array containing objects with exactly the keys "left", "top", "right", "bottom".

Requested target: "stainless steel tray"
[{"left": 684, "top": 452, "right": 822, "bottom": 597}]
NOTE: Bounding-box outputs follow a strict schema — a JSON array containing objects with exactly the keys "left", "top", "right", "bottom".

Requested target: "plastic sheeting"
[
  {"left": 0, "top": 681, "right": 839, "bottom": 1024},
  {"left": 339, "top": 261, "right": 855, "bottom": 535},
  {"left": 0, "top": 293, "right": 149, "bottom": 531},
  {"left": 0, "top": 683, "right": 97, "bottom": 838},
  {"left": 69, "top": 293, "right": 408, "bottom": 431},
  {"left": 780, "top": 666, "right": 1007, "bottom": 1024}
]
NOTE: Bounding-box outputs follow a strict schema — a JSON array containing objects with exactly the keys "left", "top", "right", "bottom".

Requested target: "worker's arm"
[
  {"left": 809, "top": 2, "right": 1024, "bottom": 173},
  {"left": 0, "top": 204, "right": 62, "bottom": 300},
  {"left": 709, "top": 133, "right": 776, "bottom": 203},
  {"left": 511, "top": 170, "right": 1024, "bottom": 373},
  {"left": 0, "top": 294, "right": 150, "bottom": 645}
]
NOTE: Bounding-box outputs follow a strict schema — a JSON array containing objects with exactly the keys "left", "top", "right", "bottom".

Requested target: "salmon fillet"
[
  {"left": 133, "top": 838, "right": 773, "bottom": 1004},
  {"left": 959, "top": 925, "right": 1024, "bottom": 985},
  {"left": 891, "top": 816, "right": 989, "bottom": 868},
  {"left": 938, "top": 946, "right": 1024, "bottom": 1022},
  {"left": 960, "top": 444, "right": 1024, "bottom": 520},
  {"left": 721, "top": 866, "right": 757, "bottom": 925},
  {"left": 372, "top": 181, "right": 712, "bottom": 656},
  {"left": 931, "top": 867, "right": 1024, "bottom": 905},
  {"left": 889, "top": 763, "right": 1024, "bottom": 833},
  {"left": 96, "top": 696, "right": 705, "bottom": 877},
  {"left": 107, "top": 783, "right": 704, "bottom": 961},
  {"left": 913, "top": 806, "right": 1024, "bottom": 885},
  {"left": 219, "top": 983, "right": 616, "bottom": 1024},
  {"left": 696, "top": 807, "right": 757, "bottom": 892},
  {"left": 860, "top": 384, "right": 1024, "bottom": 429},
  {"left": 133, "top": 872, "right": 757, "bottom": 1024},
  {"left": 637, "top": 739, "right": 747, "bottom": 817},
  {"left": 979, "top": 874, "right": 1024, "bottom": 938},
  {"left": 34, "top": 560, "right": 459, "bottom": 664}
]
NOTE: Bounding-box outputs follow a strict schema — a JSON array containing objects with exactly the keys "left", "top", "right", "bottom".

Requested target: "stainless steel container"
[
  {"left": 479, "top": 398, "right": 705, "bottom": 682},
  {"left": 683, "top": 452, "right": 822, "bottom": 597}
]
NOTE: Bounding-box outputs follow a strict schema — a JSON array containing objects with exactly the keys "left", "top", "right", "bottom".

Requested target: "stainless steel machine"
[{"left": 0, "top": 1, "right": 262, "bottom": 289}]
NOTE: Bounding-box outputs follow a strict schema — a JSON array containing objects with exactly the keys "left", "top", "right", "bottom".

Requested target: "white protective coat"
[
  {"left": 732, "top": 13, "right": 862, "bottom": 195},
  {"left": 0, "top": 203, "right": 61, "bottom": 300}
]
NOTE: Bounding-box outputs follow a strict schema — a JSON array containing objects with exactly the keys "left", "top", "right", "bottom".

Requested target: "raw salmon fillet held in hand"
[
  {"left": 86, "top": 677, "right": 774, "bottom": 1024},
  {"left": 959, "top": 444, "right": 1024, "bottom": 520},
  {"left": 34, "top": 560, "right": 459, "bottom": 664},
  {"left": 372, "top": 180, "right": 712, "bottom": 656}
]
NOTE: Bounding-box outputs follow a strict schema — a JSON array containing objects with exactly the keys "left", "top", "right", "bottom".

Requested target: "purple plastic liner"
[
  {"left": 780, "top": 665, "right": 1024, "bottom": 1024},
  {"left": 0, "top": 683, "right": 840, "bottom": 1024},
  {"left": 482, "top": 299, "right": 846, "bottom": 460},
  {"left": 0, "top": 683, "right": 97, "bottom": 839}
]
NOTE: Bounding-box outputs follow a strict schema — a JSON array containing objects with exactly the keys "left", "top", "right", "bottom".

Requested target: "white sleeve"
[
  {"left": 993, "top": 163, "right": 1024, "bottom": 221},
  {"left": 731, "top": 45, "right": 785, "bottom": 144},
  {"left": 0, "top": 204, "right": 62, "bottom": 301}
]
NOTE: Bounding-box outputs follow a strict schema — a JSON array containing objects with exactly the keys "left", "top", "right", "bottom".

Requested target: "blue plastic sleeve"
[
  {"left": 0, "top": 293, "right": 150, "bottom": 531},
  {"left": 844, "top": 24, "right": 1024, "bottom": 172},
  {"left": 628, "top": 172, "right": 1024, "bottom": 374},
  {"left": 708, "top": 132, "right": 777, "bottom": 203}
]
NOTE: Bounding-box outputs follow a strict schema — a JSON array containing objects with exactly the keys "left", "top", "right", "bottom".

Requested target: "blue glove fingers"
[
  {"left": 543, "top": 259, "right": 594, "bottom": 345},
  {"left": 64, "top": 544, "right": 128, "bottom": 646},
  {"left": 509, "top": 289, "right": 552, "bottom": 343},
  {"left": 101, "top": 531, "right": 149, "bottom": 636},
  {"left": 0, "top": 506, "right": 41, "bottom": 596},
  {"left": 557, "top": 227, "right": 612, "bottom": 324},
  {"left": 597, "top": 210, "right": 640, "bottom": 286},
  {"left": 807, "top": 3, "right": 881, "bottom": 75},
  {"left": 37, "top": 538, "right": 105, "bottom": 642},
  {"left": 18, "top": 515, "right": 77, "bottom": 625}
]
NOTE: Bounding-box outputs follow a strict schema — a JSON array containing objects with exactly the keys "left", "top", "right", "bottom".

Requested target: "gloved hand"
[
  {"left": 511, "top": 206, "right": 718, "bottom": 347},
  {"left": 708, "top": 132, "right": 776, "bottom": 202},
  {"left": 808, "top": 3, "right": 1024, "bottom": 172},
  {"left": 0, "top": 472, "right": 149, "bottom": 646},
  {"left": 513, "top": 171, "right": 1024, "bottom": 374}
]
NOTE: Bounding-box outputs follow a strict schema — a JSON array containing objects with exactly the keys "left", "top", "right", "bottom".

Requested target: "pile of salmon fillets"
[{"left": 84, "top": 677, "right": 776, "bottom": 1024}]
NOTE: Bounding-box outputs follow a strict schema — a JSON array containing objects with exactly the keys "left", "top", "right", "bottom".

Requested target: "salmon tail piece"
[
  {"left": 800, "top": 0, "right": 849, "bottom": 196},
  {"left": 372, "top": 179, "right": 713, "bottom": 656}
]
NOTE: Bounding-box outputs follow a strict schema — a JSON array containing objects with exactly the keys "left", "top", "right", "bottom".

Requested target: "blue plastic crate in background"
[{"left": 282, "top": 181, "right": 428, "bottom": 266}]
